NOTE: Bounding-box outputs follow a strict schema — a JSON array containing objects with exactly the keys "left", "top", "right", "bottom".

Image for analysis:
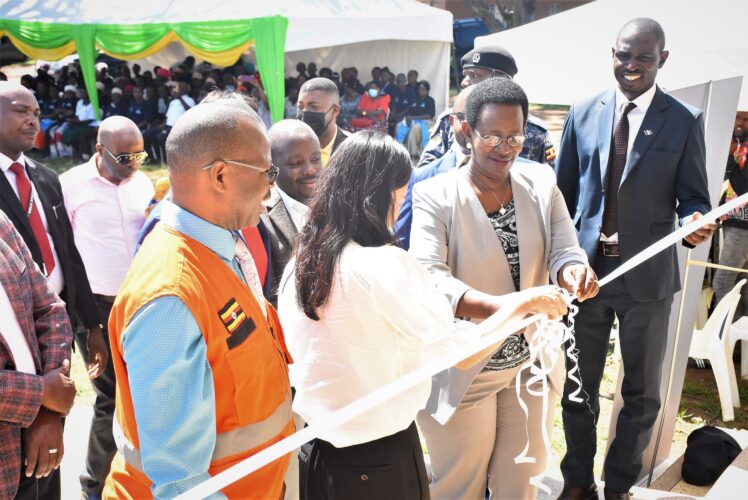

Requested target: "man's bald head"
[
  {"left": 0, "top": 82, "right": 40, "bottom": 159},
  {"left": 166, "top": 102, "right": 264, "bottom": 177},
  {"left": 165, "top": 101, "right": 273, "bottom": 230},
  {"left": 97, "top": 115, "right": 141, "bottom": 145},
  {"left": 94, "top": 116, "right": 144, "bottom": 184},
  {"left": 268, "top": 119, "right": 319, "bottom": 166},
  {"left": 449, "top": 85, "right": 476, "bottom": 151},
  {"left": 453, "top": 85, "right": 476, "bottom": 114},
  {"left": 618, "top": 18, "right": 666, "bottom": 50},
  {"left": 201, "top": 89, "right": 260, "bottom": 114},
  {"left": 0, "top": 81, "right": 32, "bottom": 99}
]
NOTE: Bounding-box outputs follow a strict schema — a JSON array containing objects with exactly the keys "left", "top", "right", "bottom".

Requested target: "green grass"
[
  {"left": 29, "top": 153, "right": 167, "bottom": 182},
  {"left": 681, "top": 375, "right": 748, "bottom": 427},
  {"left": 71, "top": 346, "right": 96, "bottom": 407},
  {"left": 530, "top": 103, "right": 570, "bottom": 111}
]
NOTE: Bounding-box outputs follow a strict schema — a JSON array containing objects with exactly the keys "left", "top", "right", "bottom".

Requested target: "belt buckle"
[{"left": 602, "top": 244, "right": 619, "bottom": 257}]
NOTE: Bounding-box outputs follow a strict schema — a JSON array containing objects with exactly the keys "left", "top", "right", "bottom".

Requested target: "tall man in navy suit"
[{"left": 554, "top": 19, "right": 715, "bottom": 500}]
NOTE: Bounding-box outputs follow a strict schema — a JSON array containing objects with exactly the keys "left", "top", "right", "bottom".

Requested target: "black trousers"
[
  {"left": 560, "top": 254, "right": 673, "bottom": 493},
  {"left": 299, "top": 421, "right": 430, "bottom": 500},
  {"left": 75, "top": 299, "right": 117, "bottom": 498}
]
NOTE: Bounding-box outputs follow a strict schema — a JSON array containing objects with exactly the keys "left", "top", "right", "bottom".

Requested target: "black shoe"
[
  {"left": 557, "top": 483, "right": 598, "bottom": 500},
  {"left": 603, "top": 488, "right": 631, "bottom": 500}
]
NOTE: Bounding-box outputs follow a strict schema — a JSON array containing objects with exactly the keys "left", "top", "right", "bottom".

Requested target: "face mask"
[
  {"left": 297, "top": 109, "right": 330, "bottom": 137},
  {"left": 367, "top": 89, "right": 379, "bottom": 98}
]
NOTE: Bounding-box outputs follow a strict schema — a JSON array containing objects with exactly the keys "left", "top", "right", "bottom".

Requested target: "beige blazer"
[{"left": 410, "top": 160, "right": 587, "bottom": 424}]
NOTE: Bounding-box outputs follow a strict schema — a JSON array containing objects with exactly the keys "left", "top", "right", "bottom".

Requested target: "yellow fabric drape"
[
  {"left": 179, "top": 37, "right": 255, "bottom": 67},
  {"left": 0, "top": 30, "right": 76, "bottom": 60}
]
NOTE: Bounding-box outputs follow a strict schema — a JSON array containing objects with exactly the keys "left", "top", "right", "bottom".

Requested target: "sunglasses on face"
[
  {"left": 102, "top": 146, "right": 149, "bottom": 165},
  {"left": 202, "top": 159, "right": 279, "bottom": 183}
]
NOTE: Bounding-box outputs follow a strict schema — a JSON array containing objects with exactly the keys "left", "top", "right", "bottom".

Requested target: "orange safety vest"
[{"left": 103, "top": 223, "right": 294, "bottom": 499}]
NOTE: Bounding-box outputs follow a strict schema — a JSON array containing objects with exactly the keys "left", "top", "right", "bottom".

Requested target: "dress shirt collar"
[
  {"left": 0, "top": 151, "right": 27, "bottom": 173},
  {"left": 159, "top": 200, "right": 237, "bottom": 262},
  {"left": 276, "top": 187, "right": 309, "bottom": 231},
  {"left": 615, "top": 83, "right": 656, "bottom": 115},
  {"left": 321, "top": 126, "right": 338, "bottom": 156},
  {"left": 450, "top": 141, "right": 469, "bottom": 165}
]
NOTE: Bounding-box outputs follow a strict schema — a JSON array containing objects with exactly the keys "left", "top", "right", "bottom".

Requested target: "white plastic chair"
[
  {"left": 729, "top": 315, "right": 748, "bottom": 380},
  {"left": 688, "top": 279, "right": 746, "bottom": 422}
]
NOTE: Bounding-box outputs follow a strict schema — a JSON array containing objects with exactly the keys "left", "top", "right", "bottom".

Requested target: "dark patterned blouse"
[{"left": 483, "top": 199, "right": 531, "bottom": 371}]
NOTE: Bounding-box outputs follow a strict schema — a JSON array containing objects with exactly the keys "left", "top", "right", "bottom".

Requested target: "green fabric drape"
[
  {"left": 252, "top": 16, "right": 288, "bottom": 123},
  {"left": 71, "top": 26, "right": 100, "bottom": 122},
  {"left": 0, "top": 17, "right": 288, "bottom": 121},
  {"left": 95, "top": 24, "right": 172, "bottom": 56}
]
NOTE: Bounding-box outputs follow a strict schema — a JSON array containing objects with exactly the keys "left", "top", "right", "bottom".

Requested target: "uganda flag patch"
[
  {"left": 545, "top": 145, "right": 557, "bottom": 162},
  {"left": 219, "top": 298, "right": 256, "bottom": 350}
]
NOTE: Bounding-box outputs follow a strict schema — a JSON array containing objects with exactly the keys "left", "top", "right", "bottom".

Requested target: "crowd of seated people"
[
  {"left": 287, "top": 62, "right": 434, "bottom": 156},
  {"left": 8, "top": 57, "right": 433, "bottom": 163}
]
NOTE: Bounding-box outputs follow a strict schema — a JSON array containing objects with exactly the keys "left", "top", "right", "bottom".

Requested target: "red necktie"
[{"left": 9, "top": 162, "right": 56, "bottom": 275}]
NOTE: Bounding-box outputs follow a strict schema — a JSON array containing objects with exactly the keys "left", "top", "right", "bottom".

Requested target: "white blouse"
[{"left": 278, "top": 241, "right": 475, "bottom": 448}]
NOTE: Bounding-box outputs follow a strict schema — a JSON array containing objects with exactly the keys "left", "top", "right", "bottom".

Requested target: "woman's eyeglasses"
[{"left": 474, "top": 132, "right": 526, "bottom": 149}]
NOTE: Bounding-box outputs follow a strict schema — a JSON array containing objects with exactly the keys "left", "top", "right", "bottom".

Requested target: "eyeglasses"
[
  {"left": 451, "top": 111, "right": 465, "bottom": 121},
  {"left": 102, "top": 146, "right": 148, "bottom": 165},
  {"left": 463, "top": 68, "right": 511, "bottom": 81},
  {"left": 202, "top": 159, "right": 279, "bottom": 183},
  {"left": 474, "top": 131, "right": 526, "bottom": 149}
]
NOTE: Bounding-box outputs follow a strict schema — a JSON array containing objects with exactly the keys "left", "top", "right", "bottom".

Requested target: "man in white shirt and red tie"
[
  {"left": 0, "top": 81, "right": 105, "bottom": 500},
  {"left": 60, "top": 115, "right": 154, "bottom": 499}
]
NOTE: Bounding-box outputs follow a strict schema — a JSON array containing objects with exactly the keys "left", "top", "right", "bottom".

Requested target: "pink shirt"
[{"left": 60, "top": 156, "right": 154, "bottom": 296}]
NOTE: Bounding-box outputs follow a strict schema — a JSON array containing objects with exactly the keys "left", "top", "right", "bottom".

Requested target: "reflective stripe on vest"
[{"left": 113, "top": 395, "right": 293, "bottom": 473}]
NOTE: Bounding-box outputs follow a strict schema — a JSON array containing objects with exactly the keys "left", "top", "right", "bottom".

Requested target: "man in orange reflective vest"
[{"left": 104, "top": 101, "right": 293, "bottom": 499}]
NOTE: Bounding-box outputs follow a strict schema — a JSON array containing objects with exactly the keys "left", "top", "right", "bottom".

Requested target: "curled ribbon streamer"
[
  {"left": 512, "top": 291, "right": 592, "bottom": 494},
  {"left": 179, "top": 192, "right": 748, "bottom": 498}
]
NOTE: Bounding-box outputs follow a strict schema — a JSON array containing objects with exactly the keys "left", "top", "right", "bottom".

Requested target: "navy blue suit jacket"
[
  {"left": 395, "top": 149, "right": 458, "bottom": 250},
  {"left": 555, "top": 86, "right": 711, "bottom": 302}
]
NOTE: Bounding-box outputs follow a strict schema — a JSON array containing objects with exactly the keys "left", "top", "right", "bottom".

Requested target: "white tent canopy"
[
  {"left": 475, "top": 0, "right": 748, "bottom": 109},
  {"left": 131, "top": 0, "right": 453, "bottom": 113}
]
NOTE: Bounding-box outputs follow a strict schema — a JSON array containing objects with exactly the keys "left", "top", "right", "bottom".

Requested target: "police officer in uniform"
[{"left": 418, "top": 44, "right": 557, "bottom": 168}]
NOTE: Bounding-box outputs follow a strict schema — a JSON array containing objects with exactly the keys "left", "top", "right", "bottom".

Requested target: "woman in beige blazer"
[{"left": 410, "top": 79, "right": 598, "bottom": 499}]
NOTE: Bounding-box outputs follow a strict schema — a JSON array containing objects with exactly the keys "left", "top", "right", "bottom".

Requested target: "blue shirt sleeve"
[
  {"left": 122, "top": 296, "right": 226, "bottom": 500},
  {"left": 394, "top": 175, "right": 416, "bottom": 250}
]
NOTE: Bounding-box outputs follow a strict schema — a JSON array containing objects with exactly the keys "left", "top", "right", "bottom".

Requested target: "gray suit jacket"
[
  {"left": 410, "top": 161, "right": 587, "bottom": 424},
  {"left": 260, "top": 189, "right": 298, "bottom": 308}
]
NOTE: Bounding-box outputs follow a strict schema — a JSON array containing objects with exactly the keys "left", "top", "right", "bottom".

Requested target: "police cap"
[{"left": 461, "top": 45, "right": 518, "bottom": 77}]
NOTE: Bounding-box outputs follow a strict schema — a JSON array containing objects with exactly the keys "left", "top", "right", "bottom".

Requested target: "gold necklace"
[{"left": 469, "top": 168, "right": 512, "bottom": 215}]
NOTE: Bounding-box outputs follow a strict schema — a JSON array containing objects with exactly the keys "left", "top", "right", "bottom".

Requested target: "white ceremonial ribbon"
[
  {"left": 508, "top": 192, "right": 748, "bottom": 493},
  {"left": 179, "top": 192, "right": 748, "bottom": 499},
  {"left": 513, "top": 293, "right": 588, "bottom": 494},
  {"left": 177, "top": 311, "right": 545, "bottom": 500},
  {"left": 599, "top": 192, "right": 748, "bottom": 287}
]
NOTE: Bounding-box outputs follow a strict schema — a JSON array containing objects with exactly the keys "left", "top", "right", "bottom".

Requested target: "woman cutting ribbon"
[
  {"left": 409, "top": 78, "right": 598, "bottom": 499},
  {"left": 278, "top": 130, "right": 570, "bottom": 499}
]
